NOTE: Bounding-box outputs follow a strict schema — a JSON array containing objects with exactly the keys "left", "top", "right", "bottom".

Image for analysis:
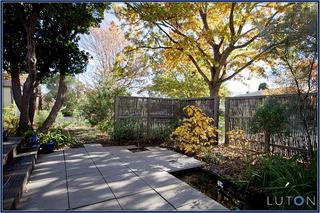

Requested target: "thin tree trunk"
[
  {"left": 39, "top": 73, "right": 67, "bottom": 132},
  {"left": 298, "top": 96, "right": 313, "bottom": 159},
  {"left": 38, "top": 87, "right": 43, "bottom": 112},
  {"left": 10, "top": 62, "right": 22, "bottom": 111}
]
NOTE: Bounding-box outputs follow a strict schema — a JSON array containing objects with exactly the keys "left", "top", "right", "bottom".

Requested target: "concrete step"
[
  {"left": 3, "top": 152, "right": 38, "bottom": 210},
  {"left": 3, "top": 137, "right": 23, "bottom": 166}
]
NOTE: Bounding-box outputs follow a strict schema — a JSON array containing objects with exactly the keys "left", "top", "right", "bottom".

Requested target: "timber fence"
[
  {"left": 114, "top": 96, "right": 220, "bottom": 140},
  {"left": 224, "top": 93, "right": 317, "bottom": 157}
]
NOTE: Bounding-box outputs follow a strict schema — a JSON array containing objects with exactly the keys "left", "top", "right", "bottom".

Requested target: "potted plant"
[
  {"left": 39, "top": 141, "right": 55, "bottom": 154},
  {"left": 39, "top": 131, "right": 56, "bottom": 154},
  {"left": 24, "top": 130, "right": 40, "bottom": 149}
]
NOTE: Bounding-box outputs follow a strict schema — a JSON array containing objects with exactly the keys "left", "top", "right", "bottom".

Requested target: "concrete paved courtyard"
[{"left": 18, "top": 144, "right": 227, "bottom": 210}]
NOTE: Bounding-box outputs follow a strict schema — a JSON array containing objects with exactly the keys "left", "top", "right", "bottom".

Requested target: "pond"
[
  {"left": 128, "top": 147, "right": 149, "bottom": 153},
  {"left": 170, "top": 167, "right": 267, "bottom": 210}
]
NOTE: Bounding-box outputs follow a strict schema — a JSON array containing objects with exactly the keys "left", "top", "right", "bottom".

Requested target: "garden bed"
[{"left": 166, "top": 143, "right": 316, "bottom": 210}]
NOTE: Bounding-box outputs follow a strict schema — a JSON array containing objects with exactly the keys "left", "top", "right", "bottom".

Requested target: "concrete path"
[{"left": 18, "top": 144, "right": 227, "bottom": 211}]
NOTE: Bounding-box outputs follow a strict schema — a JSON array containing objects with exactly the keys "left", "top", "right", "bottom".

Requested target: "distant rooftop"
[{"left": 234, "top": 87, "right": 316, "bottom": 97}]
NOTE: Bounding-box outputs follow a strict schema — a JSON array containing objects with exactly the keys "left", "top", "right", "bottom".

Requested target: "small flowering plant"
[{"left": 170, "top": 105, "right": 219, "bottom": 155}]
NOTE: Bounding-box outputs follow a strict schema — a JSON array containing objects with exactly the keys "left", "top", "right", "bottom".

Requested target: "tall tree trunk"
[
  {"left": 16, "top": 4, "right": 39, "bottom": 133},
  {"left": 18, "top": 76, "right": 34, "bottom": 133},
  {"left": 39, "top": 73, "right": 67, "bottom": 132},
  {"left": 10, "top": 61, "right": 22, "bottom": 111},
  {"left": 209, "top": 84, "right": 220, "bottom": 97},
  {"left": 29, "top": 86, "right": 38, "bottom": 127}
]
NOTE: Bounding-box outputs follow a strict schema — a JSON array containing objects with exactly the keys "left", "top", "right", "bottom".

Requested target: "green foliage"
[
  {"left": 80, "top": 82, "right": 128, "bottom": 131},
  {"left": 148, "top": 69, "right": 230, "bottom": 98},
  {"left": 202, "top": 150, "right": 226, "bottom": 165},
  {"left": 250, "top": 97, "right": 289, "bottom": 135},
  {"left": 150, "top": 119, "right": 180, "bottom": 142},
  {"left": 3, "top": 3, "right": 108, "bottom": 132},
  {"left": 263, "top": 3, "right": 317, "bottom": 90},
  {"left": 203, "top": 151, "right": 215, "bottom": 163},
  {"left": 2, "top": 105, "right": 19, "bottom": 135},
  {"left": 43, "top": 75, "right": 79, "bottom": 116},
  {"left": 149, "top": 69, "right": 209, "bottom": 98},
  {"left": 34, "top": 110, "right": 66, "bottom": 130},
  {"left": 258, "top": 82, "right": 268, "bottom": 90},
  {"left": 247, "top": 154, "right": 317, "bottom": 210},
  {"left": 110, "top": 118, "right": 142, "bottom": 142},
  {"left": 39, "top": 128, "right": 79, "bottom": 149},
  {"left": 67, "top": 108, "right": 90, "bottom": 127},
  {"left": 4, "top": 3, "right": 109, "bottom": 79},
  {"left": 24, "top": 129, "right": 38, "bottom": 139}
]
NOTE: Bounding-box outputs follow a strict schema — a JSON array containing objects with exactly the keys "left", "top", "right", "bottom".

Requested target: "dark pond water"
[
  {"left": 170, "top": 167, "right": 267, "bottom": 210},
  {"left": 128, "top": 147, "right": 149, "bottom": 153}
]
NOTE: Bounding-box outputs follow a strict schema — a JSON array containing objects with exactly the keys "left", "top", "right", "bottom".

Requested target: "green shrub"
[
  {"left": 202, "top": 150, "right": 226, "bottom": 164},
  {"left": 110, "top": 118, "right": 142, "bottom": 142},
  {"left": 2, "top": 105, "right": 19, "bottom": 135},
  {"left": 34, "top": 109, "right": 66, "bottom": 129},
  {"left": 80, "top": 84, "right": 128, "bottom": 132},
  {"left": 250, "top": 97, "right": 289, "bottom": 135},
  {"left": 39, "top": 128, "right": 79, "bottom": 149},
  {"left": 150, "top": 118, "right": 180, "bottom": 142},
  {"left": 68, "top": 108, "right": 89, "bottom": 127},
  {"left": 97, "top": 120, "right": 113, "bottom": 133},
  {"left": 203, "top": 151, "right": 215, "bottom": 162},
  {"left": 250, "top": 97, "right": 289, "bottom": 152}
]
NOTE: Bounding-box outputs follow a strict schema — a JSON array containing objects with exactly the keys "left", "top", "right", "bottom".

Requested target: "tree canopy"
[
  {"left": 114, "top": 2, "right": 292, "bottom": 96},
  {"left": 262, "top": 3, "right": 317, "bottom": 93},
  {"left": 3, "top": 3, "right": 108, "bottom": 132}
]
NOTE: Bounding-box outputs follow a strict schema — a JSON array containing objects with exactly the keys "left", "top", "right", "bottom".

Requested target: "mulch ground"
[{"left": 202, "top": 145, "right": 263, "bottom": 183}]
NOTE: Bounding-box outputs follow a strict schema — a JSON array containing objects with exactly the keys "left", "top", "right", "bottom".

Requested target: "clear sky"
[{"left": 79, "top": 9, "right": 270, "bottom": 97}]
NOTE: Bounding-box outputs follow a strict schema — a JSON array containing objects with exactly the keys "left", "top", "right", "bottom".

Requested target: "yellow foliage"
[{"left": 170, "top": 105, "right": 218, "bottom": 155}]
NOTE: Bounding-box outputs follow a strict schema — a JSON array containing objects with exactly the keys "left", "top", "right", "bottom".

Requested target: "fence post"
[
  {"left": 224, "top": 97, "right": 230, "bottom": 145},
  {"left": 214, "top": 97, "right": 220, "bottom": 143},
  {"left": 146, "top": 98, "right": 151, "bottom": 140},
  {"left": 114, "top": 96, "right": 119, "bottom": 123}
]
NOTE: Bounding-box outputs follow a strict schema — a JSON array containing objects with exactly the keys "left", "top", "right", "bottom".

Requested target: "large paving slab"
[
  {"left": 108, "top": 176, "right": 153, "bottom": 198},
  {"left": 19, "top": 145, "right": 227, "bottom": 211},
  {"left": 68, "top": 175, "right": 115, "bottom": 209},
  {"left": 73, "top": 199, "right": 121, "bottom": 210},
  {"left": 157, "top": 183, "right": 226, "bottom": 210},
  {"left": 117, "top": 190, "right": 175, "bottom": 210},
  {"left": 18, "top": 178, "right": 68, "bottom": 210},
  {"left": 107, "top": 146, "right": 204, "bottom": 172}
]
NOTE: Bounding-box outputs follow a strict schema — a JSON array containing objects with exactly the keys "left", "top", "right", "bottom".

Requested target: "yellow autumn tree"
[
  {"left": 114, "top": 2, "right": 294, "bottom": 96},
  {"left": 170, "top": 105, "right": 218, "bottom": 155}
]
